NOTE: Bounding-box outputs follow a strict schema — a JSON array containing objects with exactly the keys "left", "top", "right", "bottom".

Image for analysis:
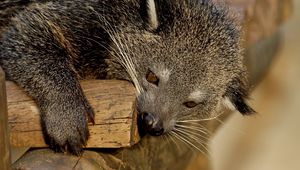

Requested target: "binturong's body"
[{"left": 0, "top": 0, "right": 255, "bottom": 155}]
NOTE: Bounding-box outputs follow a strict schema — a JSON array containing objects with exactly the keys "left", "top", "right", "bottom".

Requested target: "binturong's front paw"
[{"left": 39, "top": 96, "right": 95, "bottom": 155}]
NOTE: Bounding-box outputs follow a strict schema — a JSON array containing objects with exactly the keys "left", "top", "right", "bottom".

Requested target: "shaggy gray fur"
[{"left": 0, "top": 0, "right": 254, "bottom": 155}]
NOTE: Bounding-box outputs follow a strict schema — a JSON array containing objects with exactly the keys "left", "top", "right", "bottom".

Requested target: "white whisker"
[
  {"left": 88, "top": 6, "right": 143, "bottom": 96},
  {"left": 174, "top": 127, "right": 207, "bottom": 144},
  {"left": 170, "top": 131, "right": 195, "bottom": 153},
  {"left": 178, "top": 117, "right": 216, "bottom": 122},
  {"left": 167, "top": 133, "right": 181, "bottom": 152},
  {"left": 175, "top": 124, "right": 209, "bottom": 135},
  {"left": 115, "top": 34, "right": 143, "bottom": 94},
  {"left": 175, "top": 126, "right": 210, "bottom": 141},
  {"left": 176, "top": 121, "right": 209, "bottom": 131},
  {"left": 174, "top": 128, "right": 210, "bottom": 156},
  {"left": 171, "top": 131, "right": 203, "bottom": 154}
]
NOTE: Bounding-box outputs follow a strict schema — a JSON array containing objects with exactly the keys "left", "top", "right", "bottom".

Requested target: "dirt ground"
[{"left": 210, "top": 1, "right": 300, "bottom": 170}]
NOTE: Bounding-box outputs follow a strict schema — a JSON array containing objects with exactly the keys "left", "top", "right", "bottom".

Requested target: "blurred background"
[{"left": 210, "top": 0, "right": 300, "bottom": 170}]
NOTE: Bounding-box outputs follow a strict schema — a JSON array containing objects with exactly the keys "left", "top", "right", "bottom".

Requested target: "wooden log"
[
  {"left": 7, "top": 80, "right": 140, "bottom": 148},
  {"left": 0, "top": 67, "right": 11, "bottom": 170}
]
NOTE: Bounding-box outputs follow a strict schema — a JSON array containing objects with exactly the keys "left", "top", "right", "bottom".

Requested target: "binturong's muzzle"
[{"left": 138, "top": 112, "right": 164, "bottom": 136}]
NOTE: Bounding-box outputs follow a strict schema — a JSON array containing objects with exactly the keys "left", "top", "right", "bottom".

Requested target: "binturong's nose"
[{"left": 138, "top": 112, "right": 164, "bottom": 136}]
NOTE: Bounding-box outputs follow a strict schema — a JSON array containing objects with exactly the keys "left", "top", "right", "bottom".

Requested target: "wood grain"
[
  {"left": 6, "top": 80, "right": 140, "bottom": 148},
  {"left": 0, "top": 67, "right": 11, "bottom": 170}
]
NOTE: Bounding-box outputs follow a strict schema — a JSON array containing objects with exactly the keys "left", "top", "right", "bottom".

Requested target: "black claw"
[
  {"left": 67, "top": 139, "right": 84, "bottom": 156},
  {"left": 86, "top": 106, "right": 95, "bottom": 125}
]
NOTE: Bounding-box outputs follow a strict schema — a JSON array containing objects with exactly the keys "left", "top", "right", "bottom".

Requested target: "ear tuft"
[
  {"left": 224, "top": 78, "right": 256, "bottom": 115},
  {"left": 146, "top": 0, "right": 159, "bottom": 30},
  {"left": 227, "top": 92, "right": 256, "bottom": 115}
]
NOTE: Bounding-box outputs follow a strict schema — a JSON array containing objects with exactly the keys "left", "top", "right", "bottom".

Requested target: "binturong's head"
[{"left": 109, "top": 0, "right": 255, "bottom": 137}]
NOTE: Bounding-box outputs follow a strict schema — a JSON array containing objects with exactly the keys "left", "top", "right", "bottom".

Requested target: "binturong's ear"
[
  {"left": 140, "top": 0, "right": 159, "bottom": 31},
  {"left": 223, "top": 76, "right": 256, "bottom": 115}
]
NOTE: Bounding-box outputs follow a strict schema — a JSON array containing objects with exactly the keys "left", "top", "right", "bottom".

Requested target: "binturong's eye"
[
  {"left": 146, "top": 70, "right": 159, "bottom": 86},
  {"left": 183, "top": 101, "right": 198, "bottom": 108}
]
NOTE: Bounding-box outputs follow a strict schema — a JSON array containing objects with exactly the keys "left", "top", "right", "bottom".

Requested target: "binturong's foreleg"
[{"left": 0, "top": 10, "right": 94, "bottom": 155}]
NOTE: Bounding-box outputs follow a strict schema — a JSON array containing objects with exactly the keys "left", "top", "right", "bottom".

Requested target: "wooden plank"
[
  {"left": 6, "top": 80, "right": 140, "bottom": 148},
  {"left": 0, "top": 67, "right": 11, "bottom": 170}
]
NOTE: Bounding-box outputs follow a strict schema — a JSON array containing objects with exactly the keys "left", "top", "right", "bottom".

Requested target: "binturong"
[{"left": 0, "top": 0, "right": 255, "bottom": 155}]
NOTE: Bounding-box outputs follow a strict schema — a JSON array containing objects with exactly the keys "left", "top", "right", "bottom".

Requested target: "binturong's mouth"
[{"left": 137, "top": 112, "right": 164, "bottom": 137}]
